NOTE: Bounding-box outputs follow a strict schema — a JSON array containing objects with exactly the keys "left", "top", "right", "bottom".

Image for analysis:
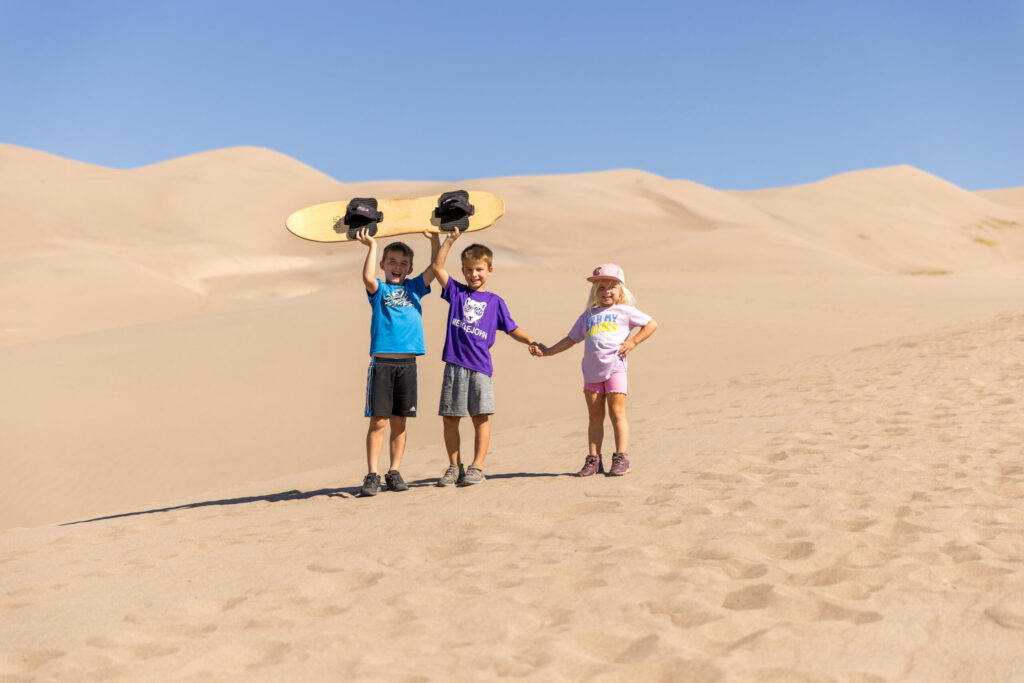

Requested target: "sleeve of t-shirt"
[
  {"left": 408, "top": 273, "right": 430, "bottom": 298},
  {"left": 441, "top": 277, "right": 459, "bottom": 302},
  {"left": 627, "top": 306, "right": 652, "bottom": 329},
  {"left": 496, "top": 297, "right": 517, "bottom": 333},
  {"left": 367, "top": 279, "right": 383, "bottom": 304},
  {"left": 568, "top": 311, "right": 588, "bottom": 343}
]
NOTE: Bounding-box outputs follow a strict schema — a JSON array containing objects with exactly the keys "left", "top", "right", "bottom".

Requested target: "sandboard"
[{"left": 285, "top": 190, "right": 505, "bottom": 243}]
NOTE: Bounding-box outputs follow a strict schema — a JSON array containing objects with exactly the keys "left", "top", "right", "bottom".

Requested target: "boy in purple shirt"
[{"left": 429, "top": 228, "right": 537, "bottom": 486}]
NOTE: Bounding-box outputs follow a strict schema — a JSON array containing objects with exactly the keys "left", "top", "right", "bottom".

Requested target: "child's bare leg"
[
  {"left": 470, "top": 414, "right": 490, "bottom": 468},
  {"left": 388, "top": 416, "right": 407, "bottom": 470},
  {"left": 443, "top": 416, "right": 462, "bottom": 466},
  {"left": 607, "top": 393, "right": 629, "bottom": 453},
  {"left": 584, "top": 391, "right": 606, "bottom": 455},
  {"left": 366, "top": 416, "right": 388, "bottom": 473}
]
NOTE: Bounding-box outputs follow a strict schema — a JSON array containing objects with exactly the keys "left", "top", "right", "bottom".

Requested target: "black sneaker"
[
  {"left": 384, "top": 470, "right": 409, "bottom": 492},
  {"left": 360, "top": 472, "right": 381, "bottom": 497}
]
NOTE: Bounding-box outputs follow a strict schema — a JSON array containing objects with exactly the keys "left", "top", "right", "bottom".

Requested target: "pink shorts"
[{"left": 584, "top": 370, "right": 628, "bottom": 395}]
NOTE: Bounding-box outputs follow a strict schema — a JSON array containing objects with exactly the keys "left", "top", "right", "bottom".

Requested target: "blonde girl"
[{"left": 530, "top": 264, "right": 658, "bottom": 476}]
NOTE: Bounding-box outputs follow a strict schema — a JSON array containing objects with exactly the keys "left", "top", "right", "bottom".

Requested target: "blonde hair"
[
  {"left": 585, "top": 279, "right": 638, "bottom": 310},
  {"left": 460, "top": 243, "right": 493, "bottom": 267}
]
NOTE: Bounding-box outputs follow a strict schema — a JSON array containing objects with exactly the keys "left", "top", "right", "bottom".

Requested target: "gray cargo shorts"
[{"left": 438, "top": 362, "right": 495, "bottom": 417}]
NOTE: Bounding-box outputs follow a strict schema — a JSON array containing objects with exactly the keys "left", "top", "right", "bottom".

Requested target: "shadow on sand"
[{"left": 60, "top": 471, "right": 571, "bottom": 526}]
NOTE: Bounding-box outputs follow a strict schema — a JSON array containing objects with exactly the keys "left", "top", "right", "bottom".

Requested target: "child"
[
  {"left": 531, "top": 264, "right": 658, "bottom": 476},
  {"left": 355, "top": 227, "right": 439, "bottom": 497},
  {"left": 430, "top": 228, "right": 538, "bottom": 486}
]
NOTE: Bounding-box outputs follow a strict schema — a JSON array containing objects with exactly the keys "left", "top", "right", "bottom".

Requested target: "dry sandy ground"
[{"left": 2, "top": 144, "right": 1023, "bottom": 681}]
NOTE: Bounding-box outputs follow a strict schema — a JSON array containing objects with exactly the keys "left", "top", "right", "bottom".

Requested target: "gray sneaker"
[
  {"left": 437, "top": 463, "right": 465, "bottom": 487},
  {"left": 384, "top": 470, "right": 408, "bottom": 492},
  {"left": 360, "top": 472, "right": 381, "bottom": 497},
  {"left": 460, "top": 466, "right": 485, "bottom": 486}
]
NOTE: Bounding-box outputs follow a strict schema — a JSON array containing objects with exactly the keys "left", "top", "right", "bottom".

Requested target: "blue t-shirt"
[
  {"left": 441, "top": 278, "right": 517, "bottom": 376},
  {"left": 367, "top": 275, "right": 431, "bottom": 355}
]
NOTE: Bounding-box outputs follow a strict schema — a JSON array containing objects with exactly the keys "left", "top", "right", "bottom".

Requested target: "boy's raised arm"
[
  {"left": 507, "top": 327, "right": 536, "bottom": 347},
  {"left": 357, "top": 228, "right": 378, "bottom": 295},
  {"left": 429, "top": 228, "right": 461, "bottom": 289},
  {"left": 419, "top": 231, "right": 440, "bottom": 288}
]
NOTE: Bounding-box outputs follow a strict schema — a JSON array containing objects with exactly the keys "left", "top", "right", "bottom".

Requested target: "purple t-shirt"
[
  {"left": 441, "top": 278, "right": 518, "bottom": 376},
  {"left": 568, "top": 305, "right": 653, "bottom": 383}
]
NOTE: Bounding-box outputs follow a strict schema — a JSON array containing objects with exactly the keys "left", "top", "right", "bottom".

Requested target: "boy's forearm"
[
  {"left": 431, "top": 235, "right": 455, "bottom": 284},
  {"left": 361, "top": 240, "right": 378, "bottom": 289},
  {"left": 420, "top": 234, "right": 440, "bottom": 287},
  {"left": 433, "top": 236, "right": 454, "bottom": 269},
  {"left": 508, "top": 328, "right": 535, "bottom": 345}
]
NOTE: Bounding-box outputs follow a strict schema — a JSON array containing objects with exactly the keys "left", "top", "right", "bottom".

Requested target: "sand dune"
[
  {"left": 978, "top": 186, "right": 1024, "bottom": 209},
  {"left": 1, "top": 145, "right": 1023, "bottom": 680}
]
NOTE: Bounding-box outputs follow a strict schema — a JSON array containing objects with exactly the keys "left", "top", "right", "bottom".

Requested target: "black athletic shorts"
[{"left": 364, "top": 357, "right": 418, "bottom": 418}]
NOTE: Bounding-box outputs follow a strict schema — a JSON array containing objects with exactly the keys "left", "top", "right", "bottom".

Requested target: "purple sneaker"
[
  {"left": 576, "top": 454, "right": 604, "bottom": 477},
  {"left": 608, "top": 452, "right": 630, "bottom": 476}
]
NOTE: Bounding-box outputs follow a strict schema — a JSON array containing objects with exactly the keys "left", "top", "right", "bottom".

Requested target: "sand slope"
[
  {"left": 2, "top": 145, "right": 1024, "bottom": 680},
  {"left": 2, "top": 314, "right": 1022, "bottom": 681}
]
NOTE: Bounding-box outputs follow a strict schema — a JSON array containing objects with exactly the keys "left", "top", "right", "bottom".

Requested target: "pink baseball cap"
[{"left": 587, "top": 263, "right": 625, "bottom": 283}]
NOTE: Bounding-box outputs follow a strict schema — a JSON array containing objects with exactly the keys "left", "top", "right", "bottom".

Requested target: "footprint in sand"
[
  {"left": 756, "top": 540, "right": 816, "bottom": 561},
  {"left": 985, "top": 606, "right": 1024, "bottom": 630},
  {"left": 305, "top": 564, "right": 385, "bottom": 591},
  {"left": 815, "top": 600, "right": 883, "bottom": 624},
  {"left": 186, "top": 595, "right": 248, "bottom": 616},
  {"left": 722, "top": 583, "right": 776, "bottom": 610},
  {"left": 0, "top": 649, "right": 66, "bottom": 676}
]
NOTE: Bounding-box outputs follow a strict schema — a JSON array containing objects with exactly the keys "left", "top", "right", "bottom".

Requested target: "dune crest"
[{"left": 3, "top": 146, "right": 1023, "bottom": 347}]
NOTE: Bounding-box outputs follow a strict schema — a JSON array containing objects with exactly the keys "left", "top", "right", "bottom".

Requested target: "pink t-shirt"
[{"left": 568, "top": 305, "right": 652, "bottom": 383}]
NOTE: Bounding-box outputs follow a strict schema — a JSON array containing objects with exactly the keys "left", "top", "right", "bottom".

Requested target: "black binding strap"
[
  {"left": 434, "top": 190, "right": 475, "bottom": 232},
  {"left": 338, "top": 198, "right": 383, "bottom": 237}
]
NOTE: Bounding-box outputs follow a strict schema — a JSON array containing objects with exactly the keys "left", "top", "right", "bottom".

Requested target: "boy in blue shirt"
[{"left": 355, "top": 227, "right": 438, "bottom": 497}]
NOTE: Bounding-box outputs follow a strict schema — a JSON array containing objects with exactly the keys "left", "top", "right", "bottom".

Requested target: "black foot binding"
[
  {"left": 434, "top": 190, "right": 475, "bottom": 232},
  {"left": 338, "top": 198, "right": 383, "bottom": 237}
]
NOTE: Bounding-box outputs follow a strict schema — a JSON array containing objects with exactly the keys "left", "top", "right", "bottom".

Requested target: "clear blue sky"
[{"left": 2, "top": 0, "right": 1021, "bottom": 189}]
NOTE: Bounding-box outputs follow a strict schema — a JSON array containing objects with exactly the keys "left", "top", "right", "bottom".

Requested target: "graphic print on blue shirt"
[
  {"left": 368, "top": 275, "right": 430, "bottom": 356},
  {"left": 384, "top": 289, "right": 414, "bottom": 309}
]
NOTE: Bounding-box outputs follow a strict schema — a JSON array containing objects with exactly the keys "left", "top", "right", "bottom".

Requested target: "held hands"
[{"left": 528, "top": 341, "right": 547, "bottom": 357}]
